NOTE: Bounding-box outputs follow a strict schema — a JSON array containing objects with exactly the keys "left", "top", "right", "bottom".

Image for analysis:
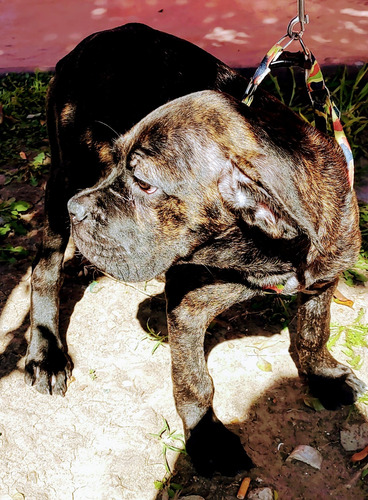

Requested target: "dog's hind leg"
[
  {"left": 165, "top": 265, "right": 254, "bottom": 476},
  {"left": 296, "top": 279, "right": 366, "bottom": 409}
]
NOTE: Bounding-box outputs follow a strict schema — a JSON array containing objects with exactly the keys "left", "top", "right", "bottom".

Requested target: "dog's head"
[{"left": 68, "top": 90, "right": 350, "bottom": 282}]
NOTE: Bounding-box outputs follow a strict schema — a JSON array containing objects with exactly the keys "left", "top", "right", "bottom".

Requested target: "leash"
[{"left": 242, "top": 0, "right": 354, "bottom": 189}]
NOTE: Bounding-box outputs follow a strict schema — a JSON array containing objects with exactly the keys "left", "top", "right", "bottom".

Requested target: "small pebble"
[
  {"left": 247, "top": 487, "right": 274, "bottom": 500},
  {"left": 181, "top": 496, "right": 205, "bottom": 500},
  {"left": 340, "top": 423, "right": 368, "bottom": 451}
]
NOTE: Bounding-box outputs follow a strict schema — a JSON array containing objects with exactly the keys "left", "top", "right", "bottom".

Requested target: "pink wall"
[{"left": 1, "top": 0, "right": 368, "bottom": 72}]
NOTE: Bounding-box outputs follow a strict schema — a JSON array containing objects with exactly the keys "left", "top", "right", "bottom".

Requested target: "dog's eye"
[{"left": 134, "top": 177, "right": 157, "bottom": 194}]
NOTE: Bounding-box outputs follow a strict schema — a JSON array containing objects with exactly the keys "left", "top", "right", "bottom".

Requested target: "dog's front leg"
[
  {"left": 165, "top": 265, "right": 253, "bottom": 476},
  {"left": 296, "top": 279, "right": 366, "bottom": 409},
  {"left": 26, "top": 170, "right": 73, "bottom": 396}
]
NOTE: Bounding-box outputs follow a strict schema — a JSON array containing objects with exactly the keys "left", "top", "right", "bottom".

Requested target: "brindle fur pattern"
[
  {"left": 28, "top": 23, "right": 247, "bottom": 396},
  {"left": 28, "top": 24, "right": 364, "bottom": 476}
]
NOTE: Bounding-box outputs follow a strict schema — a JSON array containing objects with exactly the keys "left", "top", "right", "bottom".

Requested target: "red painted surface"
[{"left": 1, "top": 0, "right": 368, "bottom": 72}]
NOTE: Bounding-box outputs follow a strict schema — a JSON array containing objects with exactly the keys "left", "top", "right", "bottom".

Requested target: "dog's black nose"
[{"left": 68, "top": 198, "right": 88, "bottom": 223}]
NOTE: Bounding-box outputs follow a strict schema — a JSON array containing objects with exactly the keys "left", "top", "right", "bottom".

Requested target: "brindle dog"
[{"left": 28, "top": 23, "right": 364, "bottom": 476}]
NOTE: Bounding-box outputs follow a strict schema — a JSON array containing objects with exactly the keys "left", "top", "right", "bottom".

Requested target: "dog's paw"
[
  {"left": 307, "top": 372, "right": 366, "bottom": 410},
  {"left": 186, "top": 410, "right": 253, "bottom": 477},
  {"left": 25, "top": 349, "right": 73, "bottom": 396}
]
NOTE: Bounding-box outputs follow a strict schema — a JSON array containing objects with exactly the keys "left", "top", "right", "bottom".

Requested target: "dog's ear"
[{"left": 218, "top": 159, "right": 305, "bottom": 240}]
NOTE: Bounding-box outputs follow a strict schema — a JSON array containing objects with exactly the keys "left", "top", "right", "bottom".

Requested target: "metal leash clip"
[
  {"left": 287, "top": 0, "right": 309, "bottom": 39},
  {"left": 242, "top": 0, "right": 310, "bottom": 105}
]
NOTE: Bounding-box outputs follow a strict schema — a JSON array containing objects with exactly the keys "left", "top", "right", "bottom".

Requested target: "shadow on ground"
[
  {"left": 155, "top": 376, "right": 368, "bottom": 499},
  {"left": 136, "top": 289, "right": 368, "bottom": 500}
]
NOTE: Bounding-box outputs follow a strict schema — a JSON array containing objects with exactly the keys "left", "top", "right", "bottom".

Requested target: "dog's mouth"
[
  {"left": 70, "top": 223, "right": 127, "bottom": 274},
  {"left": 71, "top": 221, "right": 173, "bottom": 283},
  {"left": 73, "top": 239, "right": 143, "bottom": 282}
]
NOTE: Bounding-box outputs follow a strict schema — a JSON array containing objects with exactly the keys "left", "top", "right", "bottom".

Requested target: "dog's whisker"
[
  {"left": 94, "top": 120, "right": 119, "bottom": 138},
  {"left": 108, "top": 187, "right": 130, "bottom": 202}
]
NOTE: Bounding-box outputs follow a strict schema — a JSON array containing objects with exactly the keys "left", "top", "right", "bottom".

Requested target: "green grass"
[
  {"left": 328, "top": 309, "right": 368, "bottom": 370},
  {"left": 328, "top": 65, "right": 368, "bottom": 166},
  {"left": 359, "top": 204, "right": 368, "bottom": 258},
  {"left": 0, "top": 198, "right": 30, "bottom": 237},
  {"left": 142, "top": 320, "right": 168, "bottom": 354},
  {"left": 249, "top": 294, "right": 297, "bottom": 329},
  {"left": 343, "top": 254, "right": 368, "bottom": 287},
  {"left": 0, "top": 72, "right": 52, "bottom": 262},
  {"left": 0, "top": 198, "right": 30, "bottom": 263},
  {"left": 0, "top": 71, "right": 51, "bottom": 182},
  {"left": 149, "top": 418, "right": 186, "bottom": 497}
]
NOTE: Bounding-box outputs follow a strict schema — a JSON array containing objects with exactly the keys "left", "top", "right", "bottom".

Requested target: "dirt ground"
[{"left": 1, "top": 175, "right": 368, "bottom": 500}]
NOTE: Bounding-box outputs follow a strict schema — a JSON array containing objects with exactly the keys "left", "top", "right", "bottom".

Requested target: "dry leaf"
[
  {"left": 303, "top": 396, "right": 325, "bottom": 412},
  {"left": 19, "top": 151, "right": 27, "bottom": 160},
  {"left": 333, "top": 289, "right": 354, "bottom": 308},
  {"left": 66, "top": 376, "right": 76, "bottom": 388},
  {"left": 12, "top": 493, "right": 25, "bottom": 500},
  {"left": 351, "top": 444, "right": 368, "bottom": 462},
  {"left": 286, "top": 445, "right": 323, "bottom": 469},
  {"left": 257, "top": 357, "right": 272, "bottom": 372}
]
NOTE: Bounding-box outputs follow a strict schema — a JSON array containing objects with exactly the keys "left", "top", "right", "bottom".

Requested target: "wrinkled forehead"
[{"left": 114, "top": 114, "right": 226, "bottom": 189}]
